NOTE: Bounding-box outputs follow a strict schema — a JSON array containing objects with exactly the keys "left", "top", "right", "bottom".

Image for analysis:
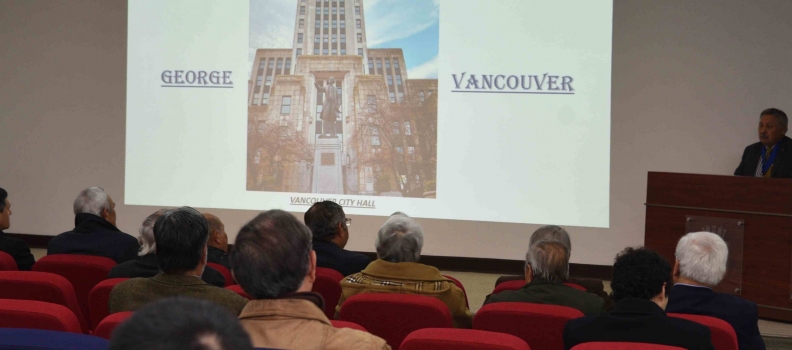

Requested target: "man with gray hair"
[
  {"left": 485, "top": 240, "right": 604, "bottom": 314},
  {"left": 667, "top": 231, "right": 765, "bottom": 350},
  {"left": 735, "top": 108, "right": 792, "bottom": 177},
  {"left": 48, "top": 187, "right": 139, "bottom": 263},
  {"left": 338, "top": 213, "right": 473, "bottom": 328}
]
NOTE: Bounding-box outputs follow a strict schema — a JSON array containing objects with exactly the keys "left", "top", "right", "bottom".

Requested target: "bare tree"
[{"left": 247, "top": 114, "right": 315, "bottom": 192}]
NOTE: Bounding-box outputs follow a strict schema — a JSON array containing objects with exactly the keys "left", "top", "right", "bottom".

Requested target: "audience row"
[{"left": 0, "top": 186, "right": 765, "bottom": 350}]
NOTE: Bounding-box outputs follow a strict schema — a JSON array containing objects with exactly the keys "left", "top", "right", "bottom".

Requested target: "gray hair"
[
  {"left": 375, "top": 215, "right": 424, "bottom": 263},
  {"left": 529, "top": 225, "right": 571, "bottom": 253},
  {"left": 525, "top": 240, "right": 570, "bottom": 283},
  {"left": 676, "top": 231, "right": 728, "bottom": 286},
  {"left": 138, "top": 209, "right": 170, "bottom": 256},
  {"left": 73, "top": 187, "right": 112, "bottom": 216}
]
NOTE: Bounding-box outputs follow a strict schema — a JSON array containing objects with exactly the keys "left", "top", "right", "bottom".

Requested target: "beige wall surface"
[{"left": 1, "top": 0, "right": 790, "bottom": 266}]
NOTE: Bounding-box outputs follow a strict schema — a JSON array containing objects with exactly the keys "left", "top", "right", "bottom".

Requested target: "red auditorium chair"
[
  {"left": 94, "top": 311, "right": 133, "bottom": 340},
  {"left": 668, "top": 313, "right": 738, "bottom": 350},
  {"left": 313, "top": 267, "right": 344, "bottom": 319},
  {"left": 226, "top": 284, "right": 252, "bottom": 299},
  {"left": 330, "top": 320, "right": 368, "bottom": 332},
  {"left": 571, "top": 343, "right": 684, "bottom": 349},
  {"left": 33, "top": 254, "right": 117, "bottom": 327},
  {"left": 206, "top": 262, "right": 234, "bottom": 286},
  {"left": 401, "top": 328, "right": 531, "bottom": 350},
  {"left": 88, "top": 278, "right": 129, "bottom": 330},
  {"left": 442, "top": 275, "right": 470, "bottom": 308},
  {"left": 492, "top": 279, "right": 525, "bottom": 294},
  {"left": 339, "top": 293, "right": 453, "bottom": 350},
  {"left": 474, "top": 302, "right": 584, "bottom": 350},
  {"left": 0, "top": 251, "right": 17, "bottom": 271},
  {"left": 0, "top": 299, "right": 82, "bottom": 333},
  {"left": 0, "top": 271, "right": 89, "bottom": 333}
]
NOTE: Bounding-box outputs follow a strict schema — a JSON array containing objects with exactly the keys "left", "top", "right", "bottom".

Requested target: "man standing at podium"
[{"left": 735, "top": 108, "right": 792, "bottom": 178}]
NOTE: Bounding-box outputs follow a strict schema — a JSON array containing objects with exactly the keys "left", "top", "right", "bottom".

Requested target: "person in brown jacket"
[
  {"left": 233, "top": 210, "right": 390, "bottom": 350},
  {"left": 338, "top": 213, "right": 473, "bottom": 328}
]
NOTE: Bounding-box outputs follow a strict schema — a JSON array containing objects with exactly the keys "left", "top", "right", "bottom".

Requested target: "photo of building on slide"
[{"left": 246, "top": 0, "right": 438, "bottom": 198}]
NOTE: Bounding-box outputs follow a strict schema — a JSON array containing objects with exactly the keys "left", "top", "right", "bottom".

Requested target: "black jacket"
[
  {"left": 563, "top": 298, "right": 715, "bottom": 350},
  {"left": 207, "top": 246, "right": 231, "bottom": 269},
  {"left": 107, "top": 253, "right": 226, "bottom": 287},
  {"left": 734, "top": 136, "right": 792, "bottom": 177},
  {"left": 484, "top": 280, "right": 605, "bottom": 315},
  {"left": 667, "top": 284, "right": 765, "bottom": 350},
  {"left": 312, "top": 240, "right": 371, "bottom": 277},
  {"left": 47, "top": 213, "right": 140, "bottom": 263},
  {"left": 0, "top": 231, "right": 35, "bottom": 270}
]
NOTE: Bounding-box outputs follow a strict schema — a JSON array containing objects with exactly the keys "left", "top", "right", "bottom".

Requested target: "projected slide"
[{"left": 125, "top": 0, "right": 613, "bottom": 227}]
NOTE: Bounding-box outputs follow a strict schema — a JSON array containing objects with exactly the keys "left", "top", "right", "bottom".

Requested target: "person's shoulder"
[
  {"left": 483, "top": 289, "right": 524, "bottom": 304},
  {"left": 329, "top": 327, "right": 390, "bottom": 349},
  {"left": 713, "top": 292, "right": 758, "bottom": 314},
  {"left": 564, "top": 314, "right": 602, "bottom": 331}
]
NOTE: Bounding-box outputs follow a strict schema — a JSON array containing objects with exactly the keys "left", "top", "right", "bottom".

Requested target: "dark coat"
[
  {"left": 312, "top": 240, "right": 370, "bottom": 277},
  {"left": 484, "top": 279, "right": 605, "bottom": 315},
  {"left": 0, "top": 231, "right": 35, "bottom": 270},
  {"left": 207, "top": 246, "right": 231, "bottom": 269},
  {"left": 107, "top": 253, "right": 226, "bottom": 287},
  {"left": 734, "top": 136, "right": 792, "bottom": 177},
  {"left": 667, "top": 284, "right": 765, "bottom": 350},
  {"left": 563, "top": 298, "right": 715, "bottom": 350},
  {"left": 495, "top": 275, "right": 614, "bottom": 310},
  {"left": 47, "top": 213, "right": 140, "bottom": 263}
]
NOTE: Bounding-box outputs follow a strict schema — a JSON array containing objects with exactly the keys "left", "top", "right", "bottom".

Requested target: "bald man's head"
[{"left": 203, "top": 213, "right": 228, "bottom": 253}]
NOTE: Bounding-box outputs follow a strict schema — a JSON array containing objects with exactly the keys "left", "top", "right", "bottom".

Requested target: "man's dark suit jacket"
[
  {"left": 734, "top": 136, "right": 792, "bottom": 178},
  {"left": 47, "top": 213, "right": 140, "bottom": 263},
  {"left": 107, "top": 253, "right": 226, "bottom": 287},
  {"left": 0, "top": 231, "right": 35, "bottom": 270},
  {"left": 484, "top": 280, "right": 605, "bottom": 315},
  {"left": 563, "top": 298, "right": 715, "bottom": 350},
  {"left": 667, "top": 284, "right": 765, "bottom": 350},
  {"left": 207, "top": 246, "right": 231, "bottom": 269},
  {"left": 312, "top": 240, "right": 371, "bottom": 277},
  {"left": 495, "top": 275, "right": 614, "bottom": 310}
]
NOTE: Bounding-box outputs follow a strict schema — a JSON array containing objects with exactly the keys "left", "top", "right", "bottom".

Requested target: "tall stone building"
[{"left": 247, "top": 0, "right": 438, "bottom": 198}]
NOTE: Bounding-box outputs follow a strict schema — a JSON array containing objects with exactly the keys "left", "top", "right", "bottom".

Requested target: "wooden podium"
[{"left": 645, "top": 172, "right": 792, "bottom": 322}]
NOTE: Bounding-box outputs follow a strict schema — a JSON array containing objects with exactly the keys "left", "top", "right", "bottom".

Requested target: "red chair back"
[
  {"left": 572, "top": 343, "right": 684, "bottom": 350},
  {"left": 206, "top": 262, "right": 234, "bottom": 286},
  {"left": 492, "top": 279, "right": 525, "bottom": 294},
  {"left": 401, "top": 328, "right": 531, "bottom": 350},
  {"left": 442, "top": 275, "right": 469, "bottom": 308},
  {"left": 313, "top": 267, "right": 344, "bottom": 319},
  {"left": 330, "top": 320, "right": 368, "bottom": 332},
  {"left": 474, "top": 302, "right": 584, "bottom": 350},
  {"left": 88, "top": 278, "right": 129, "bottom": 330},
  {"left": 0, "top": 299, "right": 82, "bottom": 333},
  {"left": 94, "top": 311, "right": 133, "bottom": 339},
  {"left": 339, "top": 293, "right": 453, "bottom": 350},
  {"left": 33, "top": 254, "right": 116, "bottom": 327},
  {"left": 0, "top": 271, "right": 89, "bottom": 333},
  {"left": 225, "top": 284, "right": 252, "bottom": 299},
  {"left": 668, "top": 313, "right": 738, "bottom": 350},
  {"left": 564, "top": 283, "right": 586, "bottom": 291},
  {"left": 0, "top": 251, "right": 17, "bottom": 271}
]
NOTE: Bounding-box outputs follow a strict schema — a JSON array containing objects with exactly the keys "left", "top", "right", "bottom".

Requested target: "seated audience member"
[
  {"left": 48, "top": 187, "right": 139, "bottom": 263},
  {"left": 304, "top": 201, "right": 370, "bottom": 276},
  {"left": 667, "top": 231, "right": 765, "bottom": 350},
  {"left": 495, "top": 225, "right": 613, "bottom": 309},
  {"left": 338, "top": 214, "right": 473, "bottom": 328},
  {"left": 0, "top": 187, "right": 35, "bottom": 270},
  {"left": 203, "top": 213, "right": 231, "bottom": 269},
  {"left": 484, "top": 240, "right": 605, "bottom": 314},
  {"left": 564, "top": 247, "right": 714, "bottom": 350},
  {"left": 234, "top": 210, "right": 389, "bottom": 350},
  {"left": 108, "top": 209, "right": 226, "bottom": 287},
  {"left": 109, "top": 207, "right": 247, "bottom": 315},
  {"left": 109, "top": 297, "right": 253, "bottom": 350}
]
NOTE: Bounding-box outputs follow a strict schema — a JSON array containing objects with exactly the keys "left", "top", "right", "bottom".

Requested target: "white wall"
[{"left": 1, "top": 0, "right": 790, "bottom": 265}]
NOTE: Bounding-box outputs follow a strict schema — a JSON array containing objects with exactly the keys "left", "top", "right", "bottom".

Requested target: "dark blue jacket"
[
  {"left": 0, "top": 231, "right": 35, "bottom": 270},
  {"left": 48, "top": 213, "right": 140, "bottom": 263},
  {"left": 667, "top": 284, "right": 765, "bottom": 350},
  {"left": 312, "top": 240, "right": 370, "bottom": 277}
]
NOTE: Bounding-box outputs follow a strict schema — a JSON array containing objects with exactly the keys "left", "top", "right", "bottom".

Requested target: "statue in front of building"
[{"left": 314, "top": 77, "right": 341, "bottom": 137}]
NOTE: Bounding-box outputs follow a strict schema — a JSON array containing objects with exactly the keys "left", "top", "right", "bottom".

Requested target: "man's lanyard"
[{"left": 762, "top": 145, "right": 780, "bottom": 175}]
